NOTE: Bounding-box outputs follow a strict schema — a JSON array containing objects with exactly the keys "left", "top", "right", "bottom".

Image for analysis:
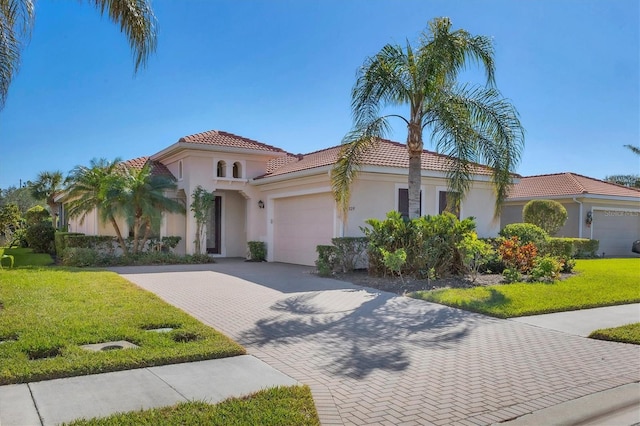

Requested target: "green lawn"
[
  {"left": 0, "top": 247, "right": 54, "bottom": 267},
  {"left": 0, "top": 267, "right": 245, "bottom": 384},
  {"left": 68, "top": 386, "right": 320, "bottom": 426},
  {"left": 590, "top": 322, "right": 640, "bottom": 345},
  {"left": 412, "top": 258, "right": 640, "bottom": 318}
]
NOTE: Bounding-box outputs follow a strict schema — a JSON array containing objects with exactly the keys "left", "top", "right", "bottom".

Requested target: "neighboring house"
[
  {"left": 501, "top": 172, "right": 640, "bottom": 257},
  {"left": 66, "top": 130, "right": 504, "bottom": 266}
]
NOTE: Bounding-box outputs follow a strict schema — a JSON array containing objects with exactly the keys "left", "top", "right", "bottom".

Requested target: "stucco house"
[
  {"left": 501, "top": 172, "right": 640, "bottom": 257},
  {"left": 66, "top": 130, "right": 504, "bottom": 266}
]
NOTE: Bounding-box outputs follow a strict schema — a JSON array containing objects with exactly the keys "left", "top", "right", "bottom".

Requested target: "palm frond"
[
  {"left": 624, "top": 144, "right": 640, "bottom": 156},
  {"left": 0, "top": 0, "right": 34, "bottom": 109},
  {"left": 90, "top": 0, "right": 157, "bottom": 71},
  {"left": 431, "top": 84, "right": 524, "bottom": 217},
  {"left": 331, "top": 118, "right": 390, "bottom": 220}
]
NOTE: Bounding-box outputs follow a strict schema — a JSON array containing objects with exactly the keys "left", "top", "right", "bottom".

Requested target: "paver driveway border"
[{"left": 115, "top": 260, "right": 640, "bottom": 425}]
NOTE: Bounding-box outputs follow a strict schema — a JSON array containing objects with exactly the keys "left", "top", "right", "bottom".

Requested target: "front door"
[{"left": 206, "top": 196, "right": 222, "bottom": 254}]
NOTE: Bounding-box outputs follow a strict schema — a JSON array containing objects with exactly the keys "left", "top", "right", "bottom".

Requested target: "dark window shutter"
[
  {"left": 398, "top": 189, "right": 421, "bottom": 218},
  {"left": 398, "top": 188, "right": 409, "bottom": 219}
]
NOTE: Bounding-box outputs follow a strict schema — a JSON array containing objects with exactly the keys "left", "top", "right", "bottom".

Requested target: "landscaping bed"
[
  {"left": 0, "top": 267, "right": 245, "bottom": 384},
  {"left": 336, "top": 269, "right": 573, "bottom": 295}
]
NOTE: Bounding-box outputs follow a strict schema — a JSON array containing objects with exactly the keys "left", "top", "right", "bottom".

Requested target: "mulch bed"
[{"left": 333, "top": 269, "right": 573, "bottom": 295}]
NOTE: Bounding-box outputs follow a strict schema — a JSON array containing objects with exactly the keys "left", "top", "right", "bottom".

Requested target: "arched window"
[
  {"left": 232, "top": 162, "right": 242, "bottom": 178},
  {"left": 216, "top": 160, "right": 226, "bottom": 177}
]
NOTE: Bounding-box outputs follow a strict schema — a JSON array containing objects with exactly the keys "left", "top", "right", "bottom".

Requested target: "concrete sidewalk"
[
  {"left": 511, "top": 303, "right": 640, "bottom": 336},
  {"left": 0, "top": 355, "right": 297, "bottom": 426}
]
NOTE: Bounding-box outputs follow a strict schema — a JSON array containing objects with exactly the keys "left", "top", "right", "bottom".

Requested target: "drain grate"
[
  {"left": 145, "top": 327, "right": 174, "bottom": 333},
  {"left": 80, "top": 340, "right": 139, "bottom": 352}
]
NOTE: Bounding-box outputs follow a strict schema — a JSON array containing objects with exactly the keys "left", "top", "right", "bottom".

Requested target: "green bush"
[
  {"left": 25, "top": 222, "right": 55, "bottom": 253},
  {"left": 161, "top": 236, "right": 181, "bottom": 250},
  {"left": 363, "top": 211, "right": 475, "bottom": 278},
  {"left": 247, "top": 241, "right": 267, "bottom": 261},
  {"left": 502, "top": 267, "right": 522, "bottom": 283},
  {"left": 24, "top": 205, "right": 50, "bottom": 226},
  {"left": 479, "top": 238, "right": 506, "bottom": 273},
  {"left": 55, "top": 231, "right": 84, "bottom": 256},
  {"left": 65, "top": 234, "right": 116, "bottom": 253},
  {"left": 540, "top": 238, "right": 573, "bottom": 259},
  {"left": 522, "top": 199, "right": 568, "bottom": 235},
  {"left": 315, "top": 245, "right": 337, "bottom": 277},
  {"left": 62, "top": 247, "right": 100, "bottom": 266},
  {"left": 381, "top": 248, "right": 407, "bottom": 281},
  {"left": 499, "top": 223, "right": 549, "bottom": 246},
  {"left": 529, "top": 256, "right": 563, "bottom": 283},
  {"left": 458, "top": 232, "right": 494, "bottom": 281},
  {"left": 573, "top": 238, "right": 599, "bottom": 258},
  {"left": 331, "top": 237, "right": 368, "bottom": 272}
]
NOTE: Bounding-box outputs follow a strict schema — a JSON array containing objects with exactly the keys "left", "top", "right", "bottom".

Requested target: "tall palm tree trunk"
[
  {"left": 407, "top": 122, "right": 424, "bottom": 219},
  {"left": 109, "top": 215, "right": 128, "bottom": 255},
  {"left": 141, "top": 219, "right": 152, "bottom": 253}
]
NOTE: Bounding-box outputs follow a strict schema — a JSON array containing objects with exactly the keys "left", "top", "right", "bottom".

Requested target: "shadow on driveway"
[{"left": 241, "top": 287, "right": 477, "bottom": 379}]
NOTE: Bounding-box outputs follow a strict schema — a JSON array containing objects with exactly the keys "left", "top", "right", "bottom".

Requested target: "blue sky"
[{"left": 1, "top": 0, "right": 638, "bottom": 189}]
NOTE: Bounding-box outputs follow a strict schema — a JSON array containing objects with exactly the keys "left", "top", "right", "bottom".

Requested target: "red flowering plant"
[{"left": 498, "top": 236, "right": 538, "bottom": 274}]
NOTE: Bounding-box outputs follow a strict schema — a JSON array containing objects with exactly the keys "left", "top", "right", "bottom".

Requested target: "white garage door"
[
  {"left": 592, "top": 210, "right": 640, "bottom": 257},
  {"left": 273, "top": 193, "right": 334, "bottom": 265}
]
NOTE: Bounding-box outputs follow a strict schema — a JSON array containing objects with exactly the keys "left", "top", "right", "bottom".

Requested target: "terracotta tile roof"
[
  {"left": 121, "top": 156, "right": 176, "bottom": 180},
  {"left": 266, "top": 154, "right": 300, "bottom": 174},
  {"left": 178, "top": 130, "right": 286, "bottom": 153},
  {"left": 260, "top": 139, "right": 495, "bottom": 178},
  {"left": 507, "top": 172, "right": 640, "bottom": 199}
]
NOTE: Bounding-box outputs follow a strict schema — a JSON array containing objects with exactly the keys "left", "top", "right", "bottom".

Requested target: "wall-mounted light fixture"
[{"left": 258, "top": 200, "right": 265, "bottom": 209}]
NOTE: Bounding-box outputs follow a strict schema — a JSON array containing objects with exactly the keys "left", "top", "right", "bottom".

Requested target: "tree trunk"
[
  {"left": 132, "top": 216, "right": 142, "bottom": 254},
  {"left": 109, "top": 215, "right": 129, "bottom": 256},
  {"left": 141, "top": 219, "right": 152, "bottom": 253},
  {"left": 407, "top": 121, "right": 424, "bottom": 220}
]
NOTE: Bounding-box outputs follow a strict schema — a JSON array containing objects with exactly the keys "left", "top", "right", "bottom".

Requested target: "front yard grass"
[
  {"left": 589, "top": 323, "right": 640, "bottom": 345},
  {"left": 0, "top": 247, "right": 53, "bottom": 267},
  {"left": 411, "top": 258, "right": 640, "bottom": 318},
  {"left": 68, "top": 385, "right": 320, "bottom": 426},
  {"left": 0, "top": 267, "right": 245, "bottom": 384}
]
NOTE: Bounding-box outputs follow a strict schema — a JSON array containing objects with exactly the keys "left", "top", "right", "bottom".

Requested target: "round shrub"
[
  {"left": 499, "top": 223, "right": 549, "bottom": 246},
  {"left": 25, "top": 222, "right": 55, "bottom": 253},
  {"left": 24, "top": 205, "right": 51, "bottom": 226},
  {"left": 523, "top": 199, "right": 568, "bottom": 235}
]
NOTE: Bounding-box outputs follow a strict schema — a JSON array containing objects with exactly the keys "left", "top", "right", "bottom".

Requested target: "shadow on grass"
[{"left": 240, "top": 289, "right": 478, "bottom": 379}]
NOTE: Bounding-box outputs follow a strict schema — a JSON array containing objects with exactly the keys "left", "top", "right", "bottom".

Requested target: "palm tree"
[
  {"left": 332, "top": 17, "right": 524, "bottom": 220},
  {"left": 0, "top": 0, "right": 157, "bottom": 109},
  {"left": 119, "top": 164, "right": 185, "bottom": 254},
  {"left": 65, "top": 158, "right": 129, "bottom": 254},
  {"left": 29, "top": 170, "right": 65, "bottom": 217}
]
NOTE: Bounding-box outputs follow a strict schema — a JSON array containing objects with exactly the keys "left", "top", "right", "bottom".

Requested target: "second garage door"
[
  {"left": 592, "top": 210, "right": 640, "bottom": 257},
  {"left": 273, "top": 193, "right": 335, "bottom": 265}
]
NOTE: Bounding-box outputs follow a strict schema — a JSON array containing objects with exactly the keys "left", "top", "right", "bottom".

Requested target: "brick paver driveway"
[{"left": 117, "top": 261, "right": 640, "bottom": 425}]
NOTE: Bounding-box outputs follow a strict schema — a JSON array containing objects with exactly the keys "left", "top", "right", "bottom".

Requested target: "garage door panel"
[
  {"left": 593, "top": 210, "right": 640, "bottom": 257},
  {"left": 273, "top": 194, "right": 334, "bottom": 265}
]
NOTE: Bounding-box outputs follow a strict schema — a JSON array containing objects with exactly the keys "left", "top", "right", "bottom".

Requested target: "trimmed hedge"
[{"left": 55, "top": 232, "right": 85, "bottom": 256}]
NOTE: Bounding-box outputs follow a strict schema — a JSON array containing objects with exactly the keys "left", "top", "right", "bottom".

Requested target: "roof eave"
[
  {"left": 151, "top": 142, "right": 288, "bottom": 161},
  {"left": 505, "top": 193, "right": 640, "bottom": 203},
  {"left": 252, "top": 165, "right": 332, "bottom": 185}
]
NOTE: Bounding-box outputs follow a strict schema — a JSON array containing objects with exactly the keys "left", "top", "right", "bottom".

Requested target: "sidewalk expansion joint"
[{"left": 27, "top": 382, "right": 44, "bottom": 426}]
